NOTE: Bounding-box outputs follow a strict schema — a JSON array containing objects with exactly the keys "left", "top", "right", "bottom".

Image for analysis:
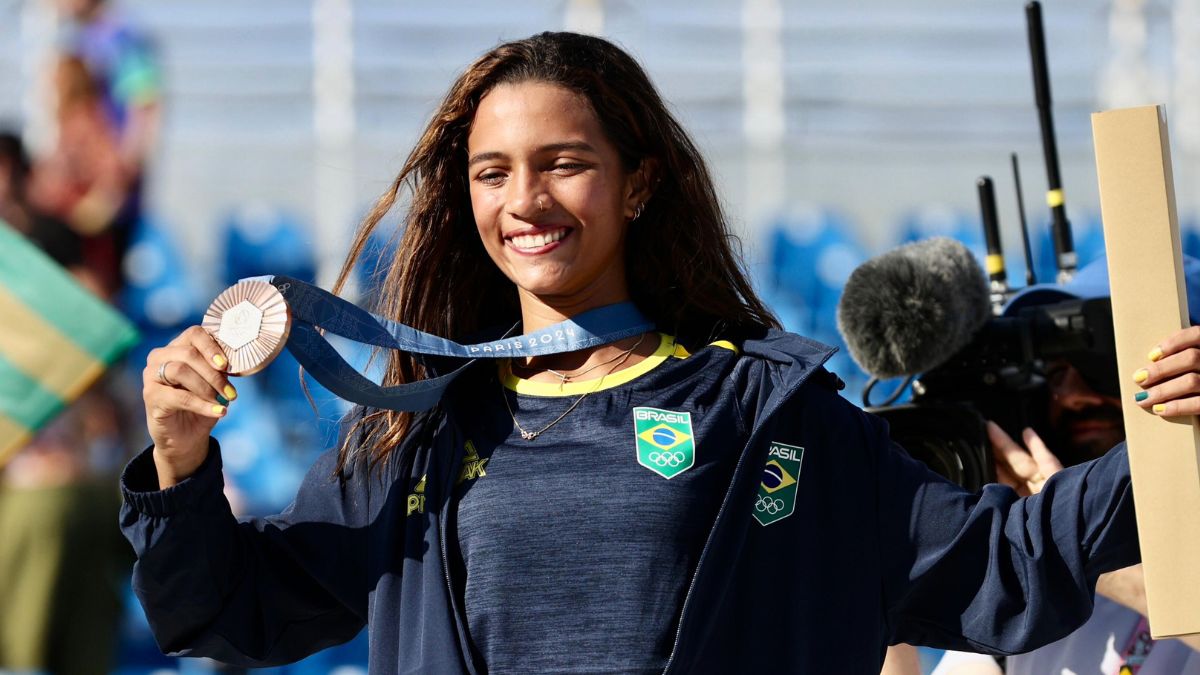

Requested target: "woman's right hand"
[{"left": 143, "top": 326, "right": 238, "bottom": 488}]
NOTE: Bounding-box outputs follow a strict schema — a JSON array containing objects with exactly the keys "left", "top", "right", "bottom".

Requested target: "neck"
[
  {"left": 512, "top": 285, "right": 652, "bottom": 377},
  {"left": 515, "top": 282, "right": 632, "bottom": 334}
]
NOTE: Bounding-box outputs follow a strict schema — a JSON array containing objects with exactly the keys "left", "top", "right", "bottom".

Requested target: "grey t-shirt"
[{"left": 450, "top": 334, "right": 760, "bottom": 673}]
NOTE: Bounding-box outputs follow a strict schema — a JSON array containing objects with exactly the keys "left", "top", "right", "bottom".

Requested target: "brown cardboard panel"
[{"left": 1092, "top": 104, "right": 1200, "bottom": 639}]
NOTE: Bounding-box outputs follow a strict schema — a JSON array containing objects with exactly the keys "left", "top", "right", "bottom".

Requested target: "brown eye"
[{"left": 476, "top": 171, "right": 506, "bottom": 186}]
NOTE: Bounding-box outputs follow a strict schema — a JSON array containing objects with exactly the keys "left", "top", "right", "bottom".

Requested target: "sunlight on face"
[{"left": 466, "top": 81, "right": 639, "bottom": 310}]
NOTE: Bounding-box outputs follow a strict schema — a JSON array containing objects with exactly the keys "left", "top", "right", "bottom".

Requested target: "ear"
[{"left": 623, "top": 158, "right": 661, "bottom": 221}]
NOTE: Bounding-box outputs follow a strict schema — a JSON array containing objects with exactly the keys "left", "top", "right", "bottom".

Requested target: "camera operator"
[{"left": 932, "top": 256, "right": 1200, "bottom": 674}]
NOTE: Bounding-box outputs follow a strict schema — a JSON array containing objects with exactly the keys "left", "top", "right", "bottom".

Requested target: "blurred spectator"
[
  {"left": 32, "top": 0, "right": 162, "bottom": 297},
  {"left": 28, "top": 54, "right": 129, "bottom": 296},
  {"left": 0, "top": 131, "right": 89, "bottom": 285},
  {"left": 0, "top": 130, "right": 132, "bottom": 674}
]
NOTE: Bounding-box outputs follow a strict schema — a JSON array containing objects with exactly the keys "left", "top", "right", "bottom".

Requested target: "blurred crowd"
[
  {"left": 6, "top": 2, "right": 1200, "bottom": 674},
  {"left": 0, "top": 1, "right": 366, "bottom": 673},
  {"left": 1, "top": 0, "right": 157, "bottom": 672}
]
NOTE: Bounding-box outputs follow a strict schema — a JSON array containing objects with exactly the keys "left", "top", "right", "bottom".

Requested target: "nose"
[{"left": 507, "top": 168, "right": 552, "bottom": 220}]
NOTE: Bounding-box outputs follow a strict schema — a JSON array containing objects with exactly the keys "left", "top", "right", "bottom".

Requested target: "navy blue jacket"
[{"left": 120, "top": 330, "right": 1140, "bottom": 673}]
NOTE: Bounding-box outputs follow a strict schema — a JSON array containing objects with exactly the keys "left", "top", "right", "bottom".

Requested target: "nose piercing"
[{"left": 536, "top": 197, "right": 548, "bottom": 212}]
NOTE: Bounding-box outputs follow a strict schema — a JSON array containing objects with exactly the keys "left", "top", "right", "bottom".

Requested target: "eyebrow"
[{"left": 467, "top": 141, "right": 598, "bottom": 168}]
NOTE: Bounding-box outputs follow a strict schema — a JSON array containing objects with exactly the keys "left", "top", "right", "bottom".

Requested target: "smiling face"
[{"left": 467, "top": 81, "right": 644, "bottom": 313}]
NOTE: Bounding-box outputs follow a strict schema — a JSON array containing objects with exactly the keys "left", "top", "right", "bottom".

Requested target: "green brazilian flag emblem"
[
  {"left": 633, "top": 406, "right": 695, "bottom": 479},
  {"left": 754, "top": 442, "right": 804, "bottom": 526}
]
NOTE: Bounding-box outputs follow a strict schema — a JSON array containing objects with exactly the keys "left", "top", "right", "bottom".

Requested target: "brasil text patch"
[
  {"left": 633, "top": 407, "right": 695, "bottom": 479},
  {"left": 753, "top": 442, "right": 804, "bottom": 526}
]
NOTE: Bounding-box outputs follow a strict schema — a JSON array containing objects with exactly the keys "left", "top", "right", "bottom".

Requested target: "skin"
[
  {"left": 990, "top": 348, "right": 1200, "bottom": 653},
  {"left": 51, "top": 0, "right": 162, "bottom": 238},
  {"left": 139, "top": 85, "right": 1200, "bottom": 661},
  {"left": 57, "top": 0, "right": 103, "bottom": 23},
  {"left": 146, "top": 80, "right": 660, "bottom": 487},
  {"left": 888, "top": 343, "right": 1200, "bottom": 669},
  {"left": 465, "top": 81, "right": 657, "bottom": 380},
  {"left": 1044, "top": 359, "right": 1125, "bottom": 464}
]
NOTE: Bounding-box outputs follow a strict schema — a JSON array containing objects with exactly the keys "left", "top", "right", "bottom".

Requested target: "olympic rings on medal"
[
  {"left": 648, "top": 450, "right": 687, "bottom": 467},
  {"left": 755, "top": 495, "right": 784, "bottom": 515}
]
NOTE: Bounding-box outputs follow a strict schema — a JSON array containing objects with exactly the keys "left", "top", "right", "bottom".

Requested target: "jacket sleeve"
[
  {"left": 869, "top": 410, "right": 1141, "bottom": 654},
  {"left": 119, "top": 435, "right": 370, "bottom": 666}
]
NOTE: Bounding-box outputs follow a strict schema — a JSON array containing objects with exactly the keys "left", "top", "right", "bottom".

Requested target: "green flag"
[{"left": 0, "top": 222, "right": 139, "bottom": 465}]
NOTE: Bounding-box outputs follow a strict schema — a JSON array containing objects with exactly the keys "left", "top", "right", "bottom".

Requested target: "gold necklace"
[
  {"left": 501, "top": 339, "right": 642, "bottom": 441},
  {"left": 510, "top": 333, "right": 647, "bottom": 389}
]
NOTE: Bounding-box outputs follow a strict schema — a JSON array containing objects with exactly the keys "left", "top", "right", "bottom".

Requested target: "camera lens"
[{"left": 869, "top": 403, "right": 994, "bottom": 492}]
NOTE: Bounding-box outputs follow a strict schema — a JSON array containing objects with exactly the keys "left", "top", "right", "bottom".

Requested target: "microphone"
[{"left": 836, "top": 237, "right": 991, "bottom": 379}]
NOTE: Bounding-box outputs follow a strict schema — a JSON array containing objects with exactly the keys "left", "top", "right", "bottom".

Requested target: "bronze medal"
[{"left": 202, "top": 280, "right": 291, "bottom": 375}]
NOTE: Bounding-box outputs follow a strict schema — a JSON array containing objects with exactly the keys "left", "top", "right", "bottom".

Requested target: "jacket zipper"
[{"left": 661, "top": 355, "right": 833, "bottom": 674}]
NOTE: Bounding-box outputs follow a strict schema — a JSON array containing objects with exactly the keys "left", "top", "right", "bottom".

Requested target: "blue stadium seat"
[
  {"left": 1181, "top": 214, "right": 1200, "bottom": 261},
  {"left": 118, "top": 216, "right": 204, "bottom": 331},
  {"left": 353, "top": 223, "right": 400, "bottom": 305},
  {"left": 767, "top": 205, "right": 864, "bottom": 335},
  {"left": 1031, "top": 211, "right": 1105, "bottom": 285},
  {"left": 221, "top": 202, "right": 316, "bottom": 286},
  {"left": 896, "top": 204, "right": 985, "bottom": 262},
  {"left": 765, "top": 205, "right": 870, "bottom": 401}
]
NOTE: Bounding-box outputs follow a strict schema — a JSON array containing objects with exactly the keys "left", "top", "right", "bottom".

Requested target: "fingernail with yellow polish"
[
  {"left": 1153, "top": 404, "right": 1167, "bottom": 414},
  {"left": 223, "top": 384, "right": 237, "bottom": 401},
  {"left": 1148, "top": 347, "right": 1164, "bottom": 362},
  {"left": 212, "top": 404, "right": 226, "bottom": 415},
  {"left": 1134, "top": 368, "right": 1149, "bottom": 383},
  {"left": 213, "top": 354, "right": 228, "bottom": 368}
]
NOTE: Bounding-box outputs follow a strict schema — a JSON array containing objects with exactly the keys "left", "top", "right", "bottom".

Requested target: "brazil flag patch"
[
  {"left": 754, "top": 442, "right": 804, "bottom": 526},
  {"left": 633, "top": 406, "right": 695, "bottom": 479}
]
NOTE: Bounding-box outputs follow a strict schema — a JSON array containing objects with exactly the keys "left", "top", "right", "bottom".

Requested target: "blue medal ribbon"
[{"left": 253, "top": 275, "right": 654, "bottom": 411}]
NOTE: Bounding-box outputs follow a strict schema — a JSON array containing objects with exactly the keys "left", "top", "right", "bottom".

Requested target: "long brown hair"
[{"left": 332, "top": 31, "right": 779, "bottom": 474}]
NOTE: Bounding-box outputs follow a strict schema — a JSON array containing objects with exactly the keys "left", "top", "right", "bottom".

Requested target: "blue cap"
[{"left": 1002, "top": 255, "right": 1200, "bottom": 325}]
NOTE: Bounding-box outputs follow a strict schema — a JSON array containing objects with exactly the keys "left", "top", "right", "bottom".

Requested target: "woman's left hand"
[{"left": 1133, "top": 326, "right": 1200, "bottom": 416}]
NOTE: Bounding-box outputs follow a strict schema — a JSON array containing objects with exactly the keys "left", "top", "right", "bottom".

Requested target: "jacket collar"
[{"left": 740, "top": 328, "right": 839, "bottom": 389}]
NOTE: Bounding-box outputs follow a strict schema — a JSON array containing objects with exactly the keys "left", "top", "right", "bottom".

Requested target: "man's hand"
[{"left": 988, "top": 421, "right": 1064, "bottom": 496}]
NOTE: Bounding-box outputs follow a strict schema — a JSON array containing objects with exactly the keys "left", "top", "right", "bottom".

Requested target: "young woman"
[{"left": 123, "top": 32, "right": 1195, "bottom": 673}]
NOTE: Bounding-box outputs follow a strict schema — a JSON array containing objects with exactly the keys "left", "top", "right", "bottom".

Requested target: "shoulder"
[
  {"left": 724, "top": 328, "right": 850, "bottom": 403},
  {"left": 703, "top": 328, "right": 879, "bottom": 438}
]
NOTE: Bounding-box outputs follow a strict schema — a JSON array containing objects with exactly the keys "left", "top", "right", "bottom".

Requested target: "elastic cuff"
[{"left": 120, "top": 438, "right": 224, "bottom": 517}]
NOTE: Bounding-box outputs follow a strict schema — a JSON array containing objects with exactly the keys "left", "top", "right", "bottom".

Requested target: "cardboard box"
[{"left": 1092, "top": 104, "right": 1200, "bottom": 639}]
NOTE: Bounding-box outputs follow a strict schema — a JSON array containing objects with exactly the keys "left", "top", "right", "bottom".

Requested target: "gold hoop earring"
[{"left": 631, "top": 202, "right": 645, "bottom": 221}]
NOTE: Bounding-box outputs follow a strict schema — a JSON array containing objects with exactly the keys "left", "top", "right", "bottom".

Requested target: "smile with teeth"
[{"left": 507, "top": 228, "right": 570, "bottom": 250}]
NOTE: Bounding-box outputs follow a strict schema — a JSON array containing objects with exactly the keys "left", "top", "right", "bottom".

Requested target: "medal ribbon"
[{"left": 253, "top": 275, "right": 655, "bottom": 412}]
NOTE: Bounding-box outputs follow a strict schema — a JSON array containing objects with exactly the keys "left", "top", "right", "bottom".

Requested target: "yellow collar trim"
[{"left": 501, "top": 333, "right": 675, "bottom": 397}]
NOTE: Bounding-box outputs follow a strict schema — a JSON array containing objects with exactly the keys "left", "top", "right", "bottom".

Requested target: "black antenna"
[
  {"left": 1011, "top": 152, "right": 1037, "bottom": 286},
  {"left": 977, "top": 176, "right": 1009, "bottom": 315},
  {"left": 1026, "top": 1, "right": 1076, "bottom": 283}
]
